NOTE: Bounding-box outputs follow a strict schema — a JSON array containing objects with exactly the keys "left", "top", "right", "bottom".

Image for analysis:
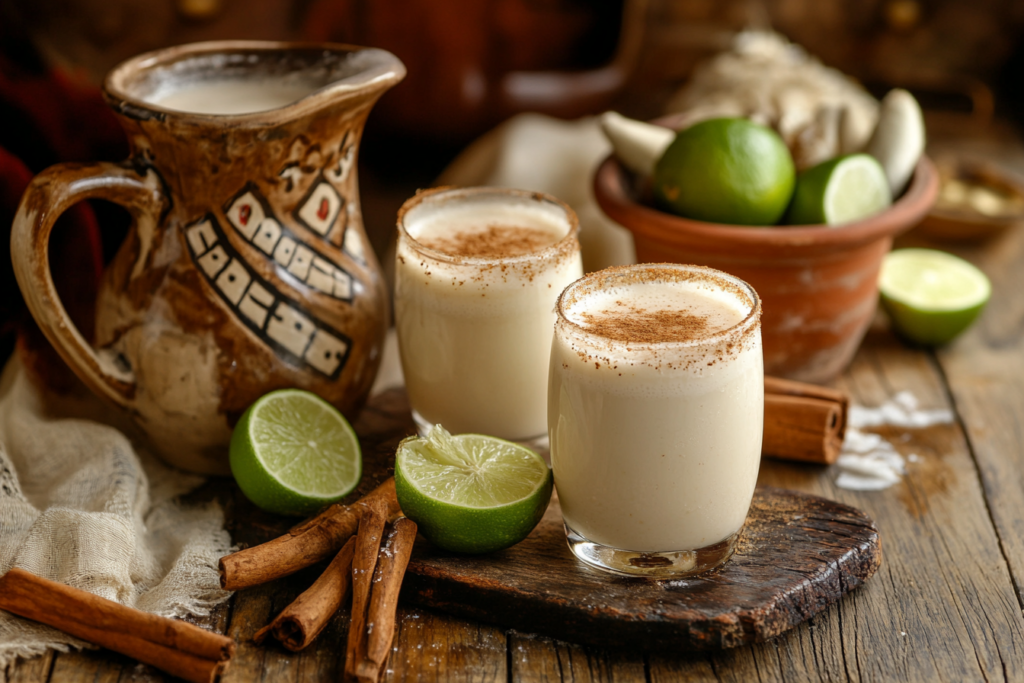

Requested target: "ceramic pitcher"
[{"left": 11, "top": 41, "right": 405, "bottom": 474}]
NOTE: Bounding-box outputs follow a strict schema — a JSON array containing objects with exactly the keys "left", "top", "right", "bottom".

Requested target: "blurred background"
[{"left": 2, "top": 0, "right": 1024, "bottom": 362}]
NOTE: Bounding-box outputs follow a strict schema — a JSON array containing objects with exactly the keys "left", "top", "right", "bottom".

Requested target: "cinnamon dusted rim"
[
  {"left": 556, "top": 263, "right": 761, "bottom": 349},
  {"left": 103, "top": 40, "right": 405, "bottom": 123},
  {"left": 396, "top": 186, "right": 580, "bottom": 266}
]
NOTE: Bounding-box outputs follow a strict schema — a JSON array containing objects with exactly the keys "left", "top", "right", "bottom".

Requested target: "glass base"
[
  {"left": 564, "top": 523, "right": 741, "bottom": 579},
  {"left": 411, "top": 409, "right": 549, "bottom": 456}
]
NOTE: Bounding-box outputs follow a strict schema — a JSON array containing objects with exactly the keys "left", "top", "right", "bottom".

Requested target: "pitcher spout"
[{"left": 104, "top": 41, "right": 405, "bottom": 123}]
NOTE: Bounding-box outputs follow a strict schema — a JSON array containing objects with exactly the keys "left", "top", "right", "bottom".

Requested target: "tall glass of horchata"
[
  {"left": 549, "top": 263, "right": 764, "bottom": 577},
  {"left": 395, "top": 187, "right": 583, "bottom": 444}
]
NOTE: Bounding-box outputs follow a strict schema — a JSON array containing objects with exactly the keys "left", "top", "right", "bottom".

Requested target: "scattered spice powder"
[{"left": 418, "top": 224, "right": 557, "bottom": 258}]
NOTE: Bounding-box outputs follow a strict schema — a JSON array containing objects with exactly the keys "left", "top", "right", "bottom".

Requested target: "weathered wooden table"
[{"left": 5, "top": 138, "right": 1024, "bottom": 682}]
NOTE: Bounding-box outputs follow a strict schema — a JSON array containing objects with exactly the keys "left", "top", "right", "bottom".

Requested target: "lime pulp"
[
  {"left": 786, "top": 154, "right": 892, "bottom": 226},
  {"left": 879, "top": 248, "right": 991, "bottom": 346},
  {"left": 394, "top": 425, "right": 552, "bottom": 554},
  {"left": 229, "top": 389, "right": 362, "bottom": 516}
]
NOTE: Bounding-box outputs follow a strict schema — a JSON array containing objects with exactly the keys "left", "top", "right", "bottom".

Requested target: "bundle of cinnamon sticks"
[{"left": 249, "top": 483, "right": 417, "bottom": 683}]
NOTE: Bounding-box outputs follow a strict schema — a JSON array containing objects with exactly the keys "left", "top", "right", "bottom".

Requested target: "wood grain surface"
[{"left": 5, "top": 132, "right": 1024, "bottom": 683}]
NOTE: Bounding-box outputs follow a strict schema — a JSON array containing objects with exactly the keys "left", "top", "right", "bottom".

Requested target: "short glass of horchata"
[
  {"left": 548, "top": 263, "right": 764, "bottom": 577},
  {"left": 395, "top": 186, "right": 583, "bottom": 445}
]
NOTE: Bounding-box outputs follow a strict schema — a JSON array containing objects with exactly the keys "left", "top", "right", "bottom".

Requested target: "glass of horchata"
[
  {"left": 548, "top": 263, "right": 764, "bottom": 577},
  {"left": 395, "top": 187, "right": 583, "bottom": 445}
]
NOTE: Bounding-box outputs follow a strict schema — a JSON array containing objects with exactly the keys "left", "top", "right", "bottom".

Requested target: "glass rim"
[
  {"left": 554, "top": 263, "right": 762, "bottom": 350},
  {"left": 396, "top": 186, "right": 580, "bottom": 266}
]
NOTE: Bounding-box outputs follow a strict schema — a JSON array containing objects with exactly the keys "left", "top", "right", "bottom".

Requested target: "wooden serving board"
[
  {"left": 352, "top": 389, "right": 882, "bottom": 652},
  {"left": 401, "top": 488, "right": 881, "bottom": 651}
]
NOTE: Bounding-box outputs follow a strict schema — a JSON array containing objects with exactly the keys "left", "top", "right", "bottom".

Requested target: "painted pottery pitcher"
[{"left": 11, "top": 41, "right": 405, "bottom": 474}]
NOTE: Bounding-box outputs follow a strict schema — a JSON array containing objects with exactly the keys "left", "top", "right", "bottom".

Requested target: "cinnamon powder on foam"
[
  {"left": 418, "top": 224, "right": 557, "bottom": 258},
  {"left": 578, "top": 301, "right": 711, "bottom": 345}
]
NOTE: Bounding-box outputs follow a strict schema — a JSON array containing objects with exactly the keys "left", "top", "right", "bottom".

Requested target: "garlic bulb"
[
  {"left": 599, "top": 111, "right": 675, "bottom": 178},
  {"left": 865, "top": 89, "right": 926, "bottom": 196}
]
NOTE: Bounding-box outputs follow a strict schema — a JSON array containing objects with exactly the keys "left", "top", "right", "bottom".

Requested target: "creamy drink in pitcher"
[
  {"left": 150, "top": 78, "right": 326, "bottom": 115},
  {"left": 549, "top": 264, "right": 763, "bottom": 577},
  {"left": 395, "top": 187, "right": 583, "bottom": 441}
]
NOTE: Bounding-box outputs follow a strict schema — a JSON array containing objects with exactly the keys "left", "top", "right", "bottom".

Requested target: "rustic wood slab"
[{"left": 402, "top": 486, "right": 881, "bottom": 652}]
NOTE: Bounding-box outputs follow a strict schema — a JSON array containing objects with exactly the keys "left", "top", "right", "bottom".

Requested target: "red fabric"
[
  {"left": 0, "top": 37, "right": 126, "bottom": 370},
  {"left": 0, "top": 145, "right": 33, "bottom": 341},
  {"left": 0, "top": 56, "right": 125, "bottom": 167}
]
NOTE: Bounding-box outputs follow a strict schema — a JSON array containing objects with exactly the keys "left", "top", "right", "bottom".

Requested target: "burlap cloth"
[{"left": 0, "top": 354, "right": 233, "bottom": 665}]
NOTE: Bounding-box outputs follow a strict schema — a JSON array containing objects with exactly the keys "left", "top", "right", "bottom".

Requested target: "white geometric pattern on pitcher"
[
  {"left": 224, "top": 183, "right": 353, "bottom": 302},
  {"left": 294, "top": 175, "right": 343, "bottom": 237},
  {"left": 185, "top": 215, "right": 352, "bottom": 379},
  {"left": 343, "top": 202, "right": 365, "bottom": 264},
  {"left": 328, "top": 133, "right": 357, "bottom": 185}
]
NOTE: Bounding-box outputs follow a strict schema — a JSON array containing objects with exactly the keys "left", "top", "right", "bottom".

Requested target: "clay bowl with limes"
[{"left": 593, "top": 143, "right": 939, "bottom": 384}]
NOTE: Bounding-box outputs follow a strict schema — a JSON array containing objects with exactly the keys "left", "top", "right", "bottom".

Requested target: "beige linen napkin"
[{"left": 0, "top": 354, "right": 232, "bottom": 666}]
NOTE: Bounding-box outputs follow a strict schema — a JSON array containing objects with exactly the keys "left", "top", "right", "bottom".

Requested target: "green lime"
[
  {"left": 786, "top": 153, "right": 892, "bottom": 226},
  {"left": 652, "top": 117, "right": 795, "bottom": 225},
  {"left": 879, "top": 248, "right": 991, "bottom": 346},
  {"left": 230, "top": 389, "right": 362, "bottom": 516},
  {"left": 394, "top": 425, "right": 552, "bottom": 554}
]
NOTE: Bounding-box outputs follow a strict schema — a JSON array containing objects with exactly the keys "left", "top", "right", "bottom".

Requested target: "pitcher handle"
[{"left": 10, "top": 161, "right": 167, "bottom": 409}]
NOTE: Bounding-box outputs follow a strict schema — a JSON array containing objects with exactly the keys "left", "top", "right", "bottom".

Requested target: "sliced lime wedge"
[
  {"left": 879, "top": 248, "right": 991, "bottom": 346},
  {"left": 230, "top": 389, "right": 362, "bottom": 516},
  {"left": 786, "top": 153, "right": 892, "bottom": 226},
  {"left": 395, "top": 425, "right": 552, "bottom": 554}
]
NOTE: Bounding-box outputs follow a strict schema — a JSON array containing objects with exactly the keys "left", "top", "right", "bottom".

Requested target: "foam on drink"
[{"left": 148, "top": 78, "right": 324, "bottom": 115}]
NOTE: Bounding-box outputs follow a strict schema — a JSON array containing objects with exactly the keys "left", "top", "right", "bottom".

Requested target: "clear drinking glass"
[
  {"left": 548, "top": 263, "right": 764, "bottom": 577},
  {"left": 395, "top": 186, "right": 583, "bottom": 443}
]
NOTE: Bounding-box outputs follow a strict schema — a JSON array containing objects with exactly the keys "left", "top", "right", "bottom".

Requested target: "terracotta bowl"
[{"left": 593, "top": 155, "right": 940, "bottom": 384}]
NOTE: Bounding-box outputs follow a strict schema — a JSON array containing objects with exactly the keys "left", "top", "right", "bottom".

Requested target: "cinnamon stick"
[
  {"left": 219, "top": 478, "right": 400, "bottom": 591},
  {"left": 0, "top": 568, "right": 234, "bottom": 683},
  {"left": 253, "top": 536, "right": 357, "bottom": 651},
  {"left": 344, "top": 498, "right": 389, "bottom": 682},
  {"left": 764, "top": 377, "right": 849, "bottom": 465},
  {"left": 355, "top": 517, "right": 418, "bottom": 683}
]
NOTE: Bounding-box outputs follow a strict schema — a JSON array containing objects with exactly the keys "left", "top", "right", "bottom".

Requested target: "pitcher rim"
[{"left": 103, "top": 40, "right": 406, "bottom": 124}]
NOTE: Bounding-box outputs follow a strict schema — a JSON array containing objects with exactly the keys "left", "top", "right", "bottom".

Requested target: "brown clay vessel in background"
[
  {"left": 914, "top": 158, "right": 1024, "bottom": 243},
  {"left": 593, "top": 155, "right": 939, "bottom": 384},
  {"left": 11, "top": 41, "right": 404, "bottom": 473}
]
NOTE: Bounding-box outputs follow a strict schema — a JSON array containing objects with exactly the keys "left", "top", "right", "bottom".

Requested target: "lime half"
[
  {"left": 230, "top": 389, "right": 362, "bottom": 516},
  {"left": 879, "top": 248, "right": 991, "bottom": 346},
  {"left": 395, "top": 426, "right": 552, "bottom": 554},
  {"left": 786, "top": 154, "right": 892, "bottom": 226}
]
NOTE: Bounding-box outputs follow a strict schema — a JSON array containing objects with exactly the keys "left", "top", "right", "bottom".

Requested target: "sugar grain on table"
[
  {"left": 835, "top": 391, "right": 953, "bottom": 491},
  {"left": 849, "top": 391, "right": 953, "bottom": 429}
]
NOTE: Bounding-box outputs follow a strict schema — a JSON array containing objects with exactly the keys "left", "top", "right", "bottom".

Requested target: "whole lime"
[{"left": 653, "top": 117, "right": 795, "bottom": 226}]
